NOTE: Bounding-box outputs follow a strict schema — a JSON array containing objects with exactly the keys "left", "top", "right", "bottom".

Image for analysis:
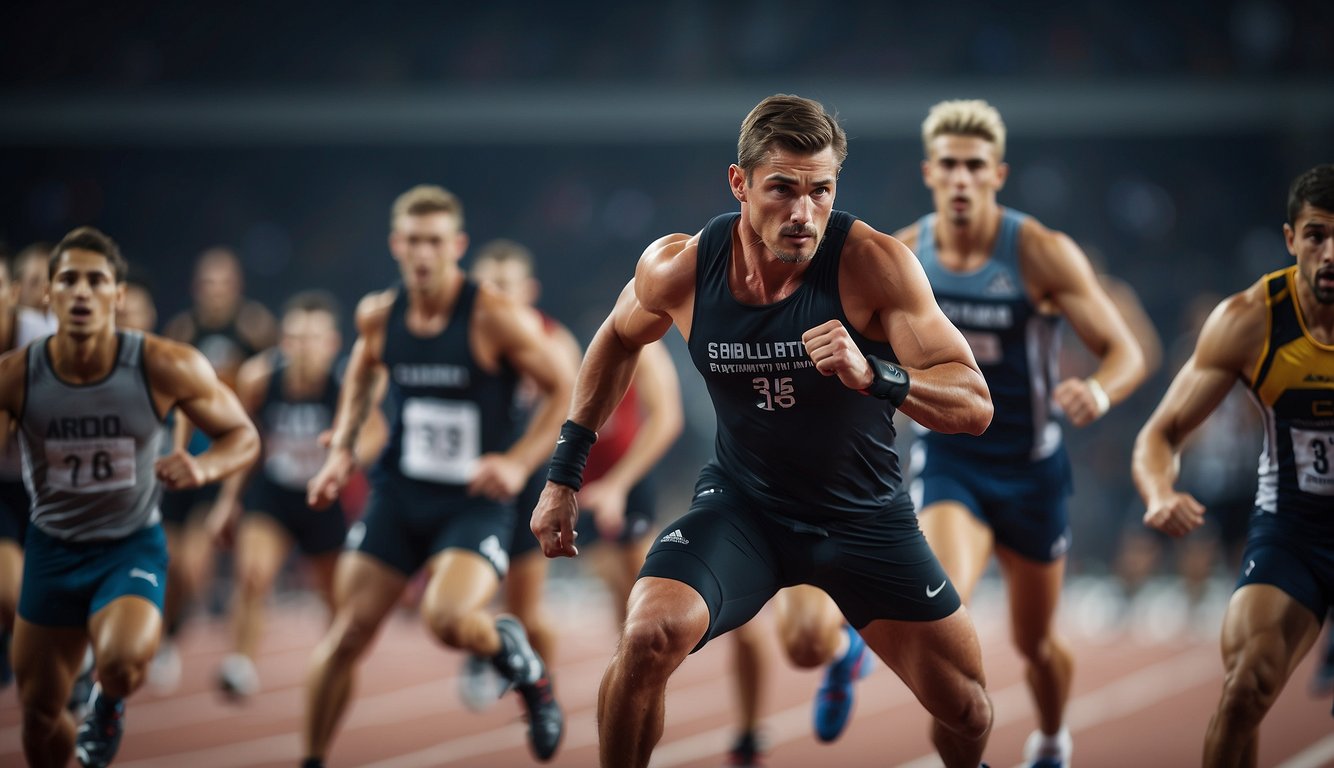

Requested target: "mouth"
[{"left": 70, "top": 306, "right": 93, "bottom": 320}]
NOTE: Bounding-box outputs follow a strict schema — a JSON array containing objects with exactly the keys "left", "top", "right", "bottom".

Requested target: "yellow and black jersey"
[{"left": 1248, "top": 266, "right": 1334, "bottom": 525}]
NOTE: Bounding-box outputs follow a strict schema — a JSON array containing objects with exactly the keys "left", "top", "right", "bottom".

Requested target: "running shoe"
[
  {"left": 67, "top": 647, "right": 96, "bottom": 722},
  {"left": 492, "top": 615, "right": 563, "bottom": 761},
  {"left": 74, "top": 683, "right": 124, "bottom": 768},
  {"left": 813, "top": 624, "right": 871, "bottom": 743},
  {"left": 459, "top": 652, "right": 505, "bottom": 712},
  {"left": 218, "top": 652, "right": 261, "bottom": 700},
  {"left": 723, "top": 729, "right": 766, "bottom": 766},
  {"left": 1022, "top": 727, "right": 1072, "bottom": 768},
  {"left": 147, "top": 639, "right": 181, "bottom": 694}
]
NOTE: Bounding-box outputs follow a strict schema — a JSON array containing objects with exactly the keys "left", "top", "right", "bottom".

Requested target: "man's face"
[
  {"left": 194, "top": 253, "right": 243, "bottom": 315},
  {"left": 1287, "top": 202, "right": 1334, "bottom": 305},
  {"left": 472, "top": 258, "right": 537, "bottom": 307},
  {"left": 280, "top": 308, "right": 340, "bottom": 373},
  {"left": 922, "top": 134, "right": 1007, "bottom": 227},
  {"left": 389, "top": 212, "right": 468, "bottom": 291},
  {"left": 49, "top": 249, "right": 123, "bottom": 339},
  {"left": 16, "top": 255, "right": 49, "bottom": 310},
  {"left": 730, "top": 145, "right": 839, "bottom": 265}
]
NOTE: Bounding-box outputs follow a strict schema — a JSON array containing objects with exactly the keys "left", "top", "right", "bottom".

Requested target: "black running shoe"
[
  {"left": 75, "top": 683, "right": 124, "bottom": 768},
  {"left": 723, "top": 730, "right": 766, "bottom": 766},
  {"left": 492, "top": 615, "right": 564, "bottom": 762}
]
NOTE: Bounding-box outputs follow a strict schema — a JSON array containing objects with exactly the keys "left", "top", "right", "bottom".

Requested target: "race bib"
[
  {"left": 961, "top": 330, "right": 1002, "bottom": 365},
  {"left": 45, "top": 437, "right": 136, "bottom": 494},
  {"left": 400, "top": 398, "right": 480, "bottom": 484},
  {"left": 1291, "top": 427, "right": 1334, "bottom": 496}
]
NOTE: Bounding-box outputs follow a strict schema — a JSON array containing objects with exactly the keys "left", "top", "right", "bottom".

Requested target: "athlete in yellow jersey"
[{"left": 1133, "top": 163, "right": 1334, "bottom": 768}]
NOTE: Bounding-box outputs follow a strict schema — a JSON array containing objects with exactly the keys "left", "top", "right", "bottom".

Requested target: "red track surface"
[{"left": 2, "top": 578, "right": 1330, "bottom": 768}]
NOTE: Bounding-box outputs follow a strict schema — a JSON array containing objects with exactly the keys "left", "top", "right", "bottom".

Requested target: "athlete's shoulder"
[
  {"left": 0, "top": 344, "right": 30, "bottom": 415},
  {"left": 635, "top": 231, "right": 700, "bottom": 314},
  {"left": 352, "top": 287, "right": 397, "bottom": 334},
  {"left": 1194, "top": 279, "right": 1269, "bottom": 374},
  {"left": 890, "top": 219, "right": 923, "bottom": 251},
  {"left": 844, "top": 220, "right": 919, "bottom": 272}
]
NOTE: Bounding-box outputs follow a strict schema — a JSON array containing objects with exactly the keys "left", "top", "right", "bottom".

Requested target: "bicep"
[
  {"left": 173, "top": 358, "right": 253, "bottom": 439},
  {"left": 882, "top": 259, "right": 977, "bottom": 372},
  {"left": 1144, "top": 355, "right": 1238, "bottom": 446}
]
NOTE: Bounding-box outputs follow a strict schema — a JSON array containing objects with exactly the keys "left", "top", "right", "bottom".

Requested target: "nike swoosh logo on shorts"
[{"left": 926, "top": 580, "right": 946, "bottom": 598}]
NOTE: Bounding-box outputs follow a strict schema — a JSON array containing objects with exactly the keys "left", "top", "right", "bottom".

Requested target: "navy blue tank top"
[
  {"left": 915, "top": 209, "right": 1063, "bottom": 461},
  {"left": 375, "top": 280, "right": 518, "bottom": 488},
  {"left": 256, "top": 351, "right": 341, "bottom": 490},
  {"left": 687, "top": 211, "right": 903, "bottom": 522}
]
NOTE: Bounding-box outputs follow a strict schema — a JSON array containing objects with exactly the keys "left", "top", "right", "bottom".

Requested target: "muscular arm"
[
  {"left": 532, "top": 234, "right": 691, "bottom": 557},
  {"left": 307, "top": 291, "right": 391, "bottom": 508},
  {"left": 864, "top": 231, "right": 992, "bottom": 435},
  {"left": 1025, "top": 224, "right": 1147, "bottom": 424},
  {"left": 1132, "top": 289, "right": 1263, "bottom": 536},
  {"left": 146, "top": 336, "right": 260, "bottom": 490}
]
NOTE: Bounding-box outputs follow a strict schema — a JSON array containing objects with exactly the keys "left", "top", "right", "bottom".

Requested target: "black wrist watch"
[{"left": 863, "top": 355, "right": 910, "bottom": 407}]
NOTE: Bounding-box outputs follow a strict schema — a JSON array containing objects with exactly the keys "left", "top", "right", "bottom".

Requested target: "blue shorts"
[
  {"left": 508, "top": 471, "right": 658, "bottom": 558},
  {"left": 244, "top": 474, "right": 347, "bottom": 556},
  {"left": 18, "top": 523, "right": 168, "bottom": 627},
  {"left": 0, "top": 480, "right": 30, "bottom": 544},
  {"left": 352, "top": 475, "right": 513, "bottom": 578},
  {"left": 1236, "top": 510, "right": 1334, "bottom": 622},
  {"left": 640, "top": 465, "right": 958, "bottom": 653},
  {"left": 912, "top": 441, "right": 1073, "bottom": 563}
]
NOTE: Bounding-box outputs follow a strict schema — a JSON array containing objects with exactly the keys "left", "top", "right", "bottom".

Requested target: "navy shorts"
[
  {"left": 159, "top": 483, "right": 220, "bottom": 526},
  {"left": 0, "top": 480, "right": 30, "bottom": 544},
  {"left": 912, "top": 441, "right": 1073, "bottom": 563},
  {"left": 508, "top": 471, "right": 658, "bottom": 559},
  {"left": 19, "top": 523, "right": 168, "bottom": 627},
  {"left": 244, "top": 474, "right": 347, "bottom": 556},
  {"left": 1236, "top": 509, "right": 1334, "bottom": 622},
  {"left": 353, "top": 475, "right": 513, "bottom": 578},
  {"left": 639, "top": 466, "right": 959, "bottom": 653}
]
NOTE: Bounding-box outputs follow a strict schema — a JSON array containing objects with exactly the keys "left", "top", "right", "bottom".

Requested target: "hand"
[
  {"left": 307, "top": 447, "right": 355, "bottom": 510},
  {"left": 1143, "top": 491, "right": 1205, "bottom": 537},
  {"left": 155, "top": 450, "right": 207, "bottom": 491},
  {"left": 578, "top": 479, "right": 628, "bottom": 541},
  {"left": 205, "top": 498, "right": 241, "bottom": 549},
  {"left": 802, "top": 320, "right": 873, "bottom": 391},
  {"left": 532, "top": 481, "right": 580, "bottom": 558},
  {"left": 1053, "top": 377, "right": 1103, "bottom": 427},
  {"left": 468, "top": 453, "right": 528, "bottom": 501}
]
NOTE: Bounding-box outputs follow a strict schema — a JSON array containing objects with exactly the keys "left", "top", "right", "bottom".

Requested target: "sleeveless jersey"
[
  {"left": 187, "top": 309, "right": 258, "bottom": 385},
  {"left": 914, "top": 208, "right": 1063, "bottom": 461},
  {"left": 1248, "top": 266, "right": 1334, "bottom": 527},
  {"left": 687, "top": 211, "right": 902, "bottom": 522},
  {"left": 19, "top": 331, "right": 166, "bottom": 541},
  {"left": 1, "top": 309, "right": 57, "bottom": 481},
  {"left": 256, "top": 351, "right": 341, "bottom": 491},
  {"left": 376, "top": 280, "right": 519, "bottom": 488}
]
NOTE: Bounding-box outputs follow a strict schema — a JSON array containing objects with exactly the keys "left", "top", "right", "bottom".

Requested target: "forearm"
[
  {"left": 507, "top": 386, "right": 571, "bottom": 475},
  {"left": 594, "top": 409, "right": 682, "bottom": 490},
  {"left": 331, "top": 366, "right": 379, "bottom": 453},
  {"left": 1088, "top": 339, "right": 1147, "bottom": 405},
  {"left": 1131, "top": 427, "right": 1181, "bottom": 507},
  {"left": 895, "top": 361, "right": 992, "bottom": 435},
  {"left": 569, "top": 325, "right": 642, "bottom": 432},
  {"left": 194, "top": 424, "right": 260, "bottom": 485}
]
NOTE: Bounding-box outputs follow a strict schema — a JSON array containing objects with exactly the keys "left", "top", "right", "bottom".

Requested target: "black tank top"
[
  {"left": 256, "top": 351, "right": 341, "bottom": 490},
  {"left": 375, "top": 280, "right": 519, "bottom": 489},
  {"left": 687, "top": 211, "right": 903, "bottom": 522}
]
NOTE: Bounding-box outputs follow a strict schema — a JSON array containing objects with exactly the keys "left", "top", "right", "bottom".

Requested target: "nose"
[{"left": 790, "top": 195, "right": 813, "bottom": 226}]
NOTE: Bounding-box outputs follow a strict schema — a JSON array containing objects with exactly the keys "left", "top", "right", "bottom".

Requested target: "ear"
[
  {"left": 920, "top": 159, "right": 931, "bottom": 188},
  {"left": 388, "top": 231, "right": 401, "bottom": 261},
  {"left": 1284, "top": 222, "right": 1296, "bottom": 257},
  {"left": 728, "top": 164, "right": 747, "bottom": 203},
  {"left": 994, "top": 161, "right": 1010, "bottom": 191}
]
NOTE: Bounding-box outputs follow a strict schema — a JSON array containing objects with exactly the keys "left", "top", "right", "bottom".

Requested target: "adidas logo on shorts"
[{"left": 659, "top": 529, "right": 689, "bottom": 545}]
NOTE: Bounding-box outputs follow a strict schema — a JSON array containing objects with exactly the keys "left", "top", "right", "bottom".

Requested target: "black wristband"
[
  {"left": 546, "top": 420, "right": 598, "bottom": 491},
  {"left": 863, "top": 355, "right": 910, "bottom": 407}
]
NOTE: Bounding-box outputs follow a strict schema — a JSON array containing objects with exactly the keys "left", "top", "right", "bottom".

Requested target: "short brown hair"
[
  {"left": 390, "top": 184, "right": 464, "bottom": 230},
  {"left": 922, "top": 99, "right": 1007, "bottom": 161},
  {"left": 737, "top": 94, "right": 847, "bottom": 179},
  {"left": 50, "top": 226, "right": 127, "bottom": 282},
  {"left": 473, "top": 238, "right": 534, "bottom": 274},
  {"left": 1287, "top": 164, "right": 1334, "bottom": 226}
]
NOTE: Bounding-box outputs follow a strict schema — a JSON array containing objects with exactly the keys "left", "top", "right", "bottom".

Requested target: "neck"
[
  {"left": 51, "top": 328, "right": 119, "bottom": 383},
  {"left": 1295, "top": 276, "right": 1334, "bottom": 342}
]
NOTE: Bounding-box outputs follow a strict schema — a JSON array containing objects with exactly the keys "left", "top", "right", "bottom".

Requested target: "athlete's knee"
[
  {"left": 322, "top": 613, "right": 378, "bottom": 665},
  {"left": 618, "top": 612, "right": 701, "bottom": 676},
  {"left": 1216, "top": 650, "right": 1284, "bottom": 726},
  {"left": 780, "top": 622, "right": 838, "bottom": 668},
  {"left": 422, "top": 604, "right": 474, "bottom": 649},
  {"left": 95, "top": 652, "right": 147, "bottom": 699},
  {"left": 1012, "top": 624, "right": 1064, "bottom": 666},
  {"left": 940, "top": 681, "right": 993, "bottom": 743}
]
